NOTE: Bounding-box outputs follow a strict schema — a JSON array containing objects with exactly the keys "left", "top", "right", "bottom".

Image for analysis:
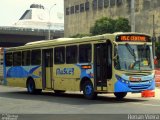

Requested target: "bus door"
[
  {"left": 42, "top": 49, "right": 53, "bottom": 89},
  {"left": 94, "top": 41, "right": 112, "bottom": 90}
]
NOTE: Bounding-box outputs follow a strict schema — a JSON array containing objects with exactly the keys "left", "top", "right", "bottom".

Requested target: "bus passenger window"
[
  {"left": 13, "top": 52, "right": 21, "bottom": 66},
  {"left": 31, "top": 50, "right": 41, "bottom": 65},
  {"left": 66, "top": 46, "right": 77, "bottom": 64},
  {"left": 54, "top": 47, "right": 65, "bottom": 64},
  {"left": 6, "top": 53, "right": 13, "bottom": 66},
  {"left": 22, "top": 51, "right": 30, "bottom": 66},
  {"left": 79, "top": 44, "right": 91, "bottom": 63}
]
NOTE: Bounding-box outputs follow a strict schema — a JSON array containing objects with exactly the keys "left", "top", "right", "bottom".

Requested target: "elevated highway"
[{"left": 0, "top": 26, "right": 64, "bottom": 47}]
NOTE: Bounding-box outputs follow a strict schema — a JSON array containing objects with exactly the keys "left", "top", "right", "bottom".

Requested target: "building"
[
  {"left": 0, "top": 4, "right": 64, "bottom": 47},
  {"left": 64, "top": 0, "right": 160, "bottom": 40}
]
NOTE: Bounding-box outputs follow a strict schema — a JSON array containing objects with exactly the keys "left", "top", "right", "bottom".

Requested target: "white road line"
[{"left": 132, "top": 102, "right": 160, "bottom": 107}]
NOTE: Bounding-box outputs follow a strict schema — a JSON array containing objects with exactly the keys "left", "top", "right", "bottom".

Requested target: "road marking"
[
  {"left": 132, "top": 102, "right": 160, "bottom": 107},
  {"left": 69, "top": 106, "right": 84, "bottom": 110}
]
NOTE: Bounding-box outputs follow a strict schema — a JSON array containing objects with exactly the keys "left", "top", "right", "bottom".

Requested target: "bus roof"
[{"left": 5, "top": 32, "right": 151, "bottom": 51}]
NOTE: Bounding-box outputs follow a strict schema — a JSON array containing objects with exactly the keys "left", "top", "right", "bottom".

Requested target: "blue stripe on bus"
[
  {"left": 76, "top": 64, "right": 94, "bottom": 79},
  {"left": 6, "top": 66, "right": 40, "bottom": 78},
  {"left": 3, "top": 48, "right": 7, "bottom": 85},
  {"left": 114, "top": 80, "right": 155, "bottom": 92},
  {"left": 114, "top": 74, "right": 155, "bottom": 92}
]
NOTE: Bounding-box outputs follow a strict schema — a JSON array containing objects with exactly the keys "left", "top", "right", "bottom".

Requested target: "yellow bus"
[
  {"left": 0, "top": 47, "right": 4, "bottom": 83},
  {"left": 3, "top": 32, "right": 155, "bottom": 99}
]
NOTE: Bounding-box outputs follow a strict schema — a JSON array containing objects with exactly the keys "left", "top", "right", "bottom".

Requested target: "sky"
[{"left": 0, "top": 0, "right": 64, "bottom": 26}]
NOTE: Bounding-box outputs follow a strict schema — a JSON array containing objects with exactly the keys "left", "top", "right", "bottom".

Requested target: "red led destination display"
[{"left": 116, "top": 35, "right": 151, "bottom": 42}]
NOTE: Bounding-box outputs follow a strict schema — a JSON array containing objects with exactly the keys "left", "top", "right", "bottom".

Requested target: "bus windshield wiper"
[
  {"left": 125, "top": 43, "right": 140, "bottom": 70},
  {"left": 125, "top": 43, "right": 136, "bottom": 61}
]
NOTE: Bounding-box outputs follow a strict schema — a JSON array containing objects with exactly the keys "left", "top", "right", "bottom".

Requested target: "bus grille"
[{"left": 129, "top": 80, "right": 151, "bottom": 90}]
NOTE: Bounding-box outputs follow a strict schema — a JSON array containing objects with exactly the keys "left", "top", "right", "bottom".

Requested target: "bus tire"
[
  {"left": 54, "top": 90, "right": 65, "bottom": 95},
  {"left": 114, "top": 92, "right": 127, "bottom": 100},
  {"left": 27, "top": 78, "right": 36, "bottom": 94},
  {"left": 83, "top": 81, "right": 97, "bottom": 100}
]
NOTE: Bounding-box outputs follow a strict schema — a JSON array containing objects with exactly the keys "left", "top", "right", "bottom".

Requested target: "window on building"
[
  {"left": 6, "top": 53, "right": 12, "bottom": 66},
  {"left": 66, "top": 46, "right": 77, "bottom": 64},
  {"left": 98, "top": 0, "right": 103, "bottom": 9},
  {"left": 31, "top": 50, "right": 41, "bottom": 65},
  {"left": 92, "top": 0, "right": 98, "bottom": 10},
  {"left": 80, "top": 3, "right": 85, "bottom": 12},
  {"left": 70, "top": 6, "right": 74, "bottom": 14},
  {"left": 54, "top": 47, "right": 65, "bottom": 64},
  {"left": 75, "top": 5, "right": 79, "bottom": 13},
  {"left": 104, "top": 0, "right": 109, "bottom": 8},
  {"left": 19, "top": 10, "right": 31, "bottom": 20},
  {"left": 22, "top": 51, "right": 30, "bottom": 66},
  {"left": 117, "top": 0, "right": 122, "bottom": 6},
  {"left": 79, "top": 44, "right": 92, "bottom": 63},
  {"left": 13, "top": 52, "right": 21, "bottom": 66},
  {"left": 135, "top": 1, "right": 139, "bottom": 12},
  {"left": 66, "top": 7, "right": 70, "bottom": 15},
  {"left": 110, "top": 0, "right": 115, "bottom": 7},
  {"left": 85, "top": 1, "right": 90, "bottom": 11}
]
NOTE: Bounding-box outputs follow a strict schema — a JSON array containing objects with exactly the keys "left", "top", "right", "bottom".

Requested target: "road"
[{"left": 0, "top": 85, "right": 160, "bottom": 119}]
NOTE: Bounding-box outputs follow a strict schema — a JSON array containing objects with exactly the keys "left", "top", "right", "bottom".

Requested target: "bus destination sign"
[{"left": 116, "top": 35, "right": 151, "bottom": 42}]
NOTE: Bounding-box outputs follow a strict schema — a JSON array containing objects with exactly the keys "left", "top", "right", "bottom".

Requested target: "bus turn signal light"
[{"left": 81, "top": 65, "right": 92, "bottom": 69}]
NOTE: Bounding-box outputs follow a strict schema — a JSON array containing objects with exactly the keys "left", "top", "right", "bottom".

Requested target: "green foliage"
[
  {"left": 90, "top": 17, "right": 115, "bottom": 35},
  {"left": 114, "top": 17, "right": 131, "bottom": 32},
  {"left": 90, "top": 17, "right": 131, "bottom": 35}
]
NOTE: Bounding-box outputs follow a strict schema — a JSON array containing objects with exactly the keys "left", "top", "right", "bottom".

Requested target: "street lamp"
[{"left": 48, "top": 4, "right": 56, "bottom": 40}]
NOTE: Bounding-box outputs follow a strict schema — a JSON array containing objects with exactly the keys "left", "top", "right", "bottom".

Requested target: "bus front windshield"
[{"left": 114, "top": 44, "right": 154, "bottom": 71}]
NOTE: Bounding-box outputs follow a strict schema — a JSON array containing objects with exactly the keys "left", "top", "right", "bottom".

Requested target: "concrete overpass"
[{"left": 0, "top": 26, "right": 64, "bottom": 47}]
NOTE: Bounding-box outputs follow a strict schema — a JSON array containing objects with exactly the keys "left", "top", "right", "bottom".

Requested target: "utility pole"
[
  {"left": 131, "top": 0, "right": 135, "bottom": 32},
  {"left": 153, "top": 14, "right": 156, "bottom": 57},
  {"left": 48, "top": 4, "right": 56, "bottom": 40}
]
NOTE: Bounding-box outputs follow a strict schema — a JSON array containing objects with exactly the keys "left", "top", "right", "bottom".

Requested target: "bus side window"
[
  {"left": 31, "top": 50, "right": 41, "bottom": 65},
  {"left": 6, "top": 53, "right": 13, "bottom": 66},
  {"left": 13, "top": 52, "right": 21, "bottom": 66},
  {"left": 54, "top": 47, "right": 65, "bottom": 64},
  {"left": 22, "top": 51, "right": 30, "bottom": 66},
  {"left": 66, "top": 45, "right": 77, "bottom": 64},
  {"left": 79, "top": 44, "right": 91, "bottom": 63}
]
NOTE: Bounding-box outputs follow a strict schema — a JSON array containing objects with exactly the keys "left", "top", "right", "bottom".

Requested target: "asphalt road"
[{"left": 0, "top": 85, "right": 160, "bottom": 120}]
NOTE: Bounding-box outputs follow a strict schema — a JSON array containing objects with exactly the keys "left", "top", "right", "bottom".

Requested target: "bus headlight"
[{"left": 115, "top": 75, "right": 129, "bottom": 84}]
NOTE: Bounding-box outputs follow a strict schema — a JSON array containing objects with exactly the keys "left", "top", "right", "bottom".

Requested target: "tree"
[
  {"left": 90, "top": 17, "right": 115, "bottom": 35},
  {"left": 114, "top": 17, "right": 131, "bottom": 32},
  {"left": 90, "top": 17, "right": 131, "bottom": 35}
]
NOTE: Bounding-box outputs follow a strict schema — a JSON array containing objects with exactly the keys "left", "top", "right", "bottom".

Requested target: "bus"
[
  {"left": 3, "top": 32, "right": 155, "bottom": 99},
  {"left": 0, "top": 47, "right": 4, "bottom": 84}
]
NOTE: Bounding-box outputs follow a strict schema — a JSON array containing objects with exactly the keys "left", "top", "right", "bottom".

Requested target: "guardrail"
[{"left": 0, "top": 26, "right": 64, "bottom": 34}]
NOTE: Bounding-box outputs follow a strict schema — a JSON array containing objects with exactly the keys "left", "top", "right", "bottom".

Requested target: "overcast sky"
[{"left": 0, "top": 0, "right": 64, "bottom": 26}]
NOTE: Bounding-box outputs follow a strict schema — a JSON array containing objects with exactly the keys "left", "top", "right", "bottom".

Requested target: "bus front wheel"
[
  {"left": 83, "top": 81, "right": 97, "bottom": 100},
  {"left": 114, "top": 92, "right": 127, "bottom": 100}
]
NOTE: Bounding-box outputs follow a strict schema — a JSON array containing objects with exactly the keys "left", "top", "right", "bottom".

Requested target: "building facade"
[{"left": 64, "top": 0, "right": 160, "bottom": 40}]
